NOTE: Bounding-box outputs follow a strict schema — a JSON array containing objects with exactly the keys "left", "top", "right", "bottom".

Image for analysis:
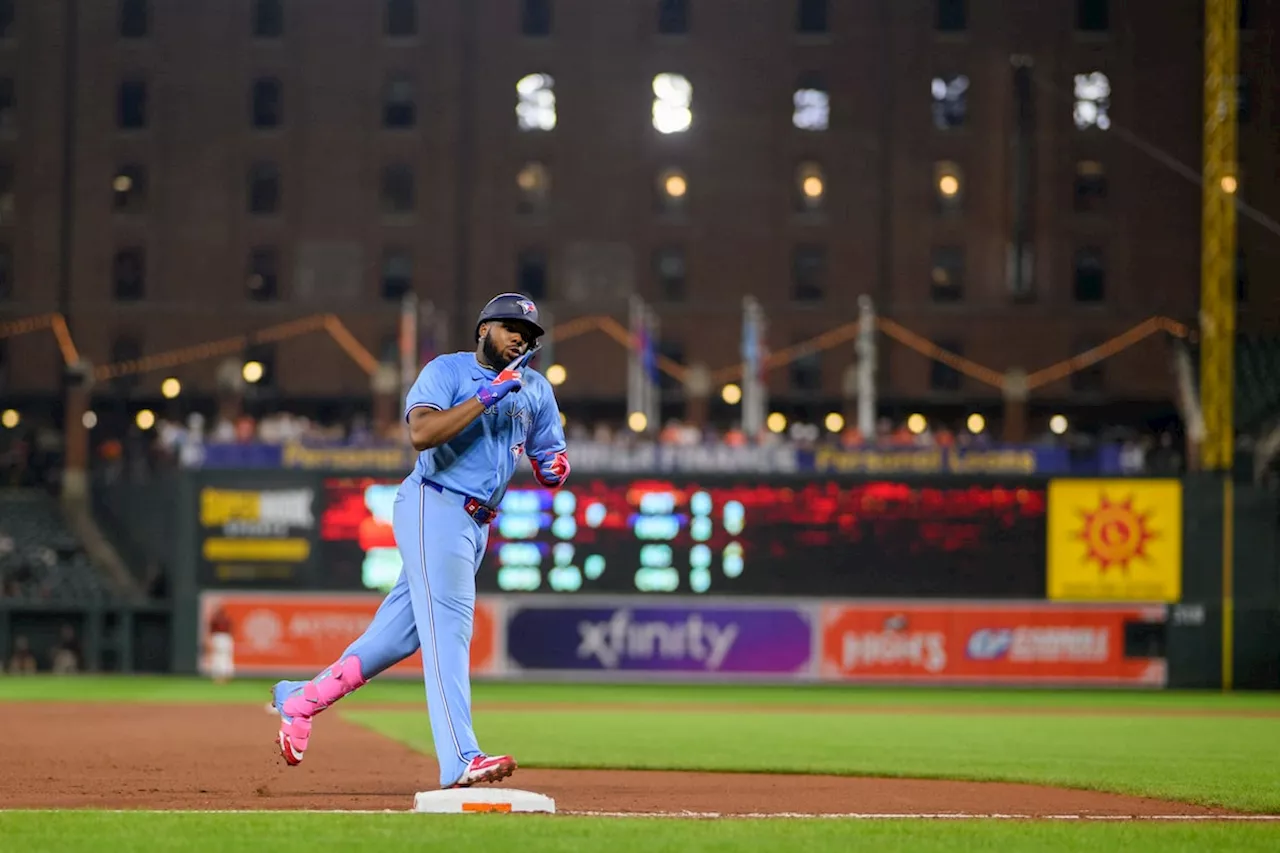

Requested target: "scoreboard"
[{"left": 317, "top": 476, "right": 1049, "bottom": 598}]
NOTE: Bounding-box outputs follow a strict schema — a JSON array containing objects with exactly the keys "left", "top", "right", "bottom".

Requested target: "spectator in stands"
[
  {"left": 7, "top": 635, "right": 37, "bottom": 674},
  {"left": 50, "top": 624, "right": 81, "bottom": 674}
]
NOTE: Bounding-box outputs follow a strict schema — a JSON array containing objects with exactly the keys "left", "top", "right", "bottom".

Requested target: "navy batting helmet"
[{"left": 475, "top": 293, "right": 545, "bottom": 341}]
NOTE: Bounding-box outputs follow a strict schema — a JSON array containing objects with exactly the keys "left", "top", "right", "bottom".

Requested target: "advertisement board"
[
  {"left": 198, "top": 485, "right": 319, "bottom": 587},
  {"left": 196, "top": 592, "right": 499, "bottom": 678},
  {"left": 504, "top": 601, "right": 814, "bottom": 676},
  {"left": 314, "top": 475, "right": 1048, "bottom": 598},
  {"left": 819, "top": 602, "right": 1166, "bottom": 686},
  {"left": 1046, "top": 479, "right": 1182, "bottom": 602}
]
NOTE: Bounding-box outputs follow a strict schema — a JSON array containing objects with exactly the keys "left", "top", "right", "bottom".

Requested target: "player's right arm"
[{"left": 405, "top": 356, "right": 526, "bottom": 451}]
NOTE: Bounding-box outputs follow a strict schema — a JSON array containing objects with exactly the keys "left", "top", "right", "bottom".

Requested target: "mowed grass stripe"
[
  {"left": 343, "top": 708, "right": 1280, "bottom": 813},
  {"left": 2, "top": 811, "right": 1279, "bottom": 853}
]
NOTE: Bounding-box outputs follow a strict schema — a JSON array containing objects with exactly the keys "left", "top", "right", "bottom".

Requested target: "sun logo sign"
[
  {"left": 1047, "top": 480, "right": 1182, "bottom": 602},
  {"left": 1075, "top": 494, "right": 1158, "bottom": 574}
]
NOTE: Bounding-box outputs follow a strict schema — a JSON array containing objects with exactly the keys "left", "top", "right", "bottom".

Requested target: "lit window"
[
  {"left": 796, "top": 161, "right": 825, "bottom": 212},
  {"left": 931, "top": 74, "right": 968, "bottom": 129},
  {"left": 935, "top": 161, "right": 962, "bottom": 212},
  {"left": 516, "top": 162, "right": 551, "bottom": 215},
  {"left": 516, "top": 74, "right": 556, "bottom": 131},
  {"left": 652, "top": 73, "right": 692, "bottom": 134},
  {"left": 793, "top": 76, "right": 829, "bottom": 131},
  {"left": 1073, "top": 72, "right": 1110, "bottom": 130},
  {"left": 113, "top": 164, "right": 148, "bottom": 213},
  {"left": 655, "top": 167, "right": 688, "bottom": 214}
]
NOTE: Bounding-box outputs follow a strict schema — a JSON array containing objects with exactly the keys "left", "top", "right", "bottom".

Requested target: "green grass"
[
  {"left": 347, "top": 706, "right": 1280, "bottom": 813},
  {"left": 0, "top": 812, "right": 1278, "bottom": 853},
  {"left": 5, "top": 676, "right": 1280, "bottom": 849},
  {"left": 6, "top": 674, "right": 1280, "bottom": 713}
]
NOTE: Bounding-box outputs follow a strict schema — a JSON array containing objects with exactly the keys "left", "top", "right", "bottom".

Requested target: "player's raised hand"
[{"left": 476, "top": 346, "right": 538, "bottom": 408}]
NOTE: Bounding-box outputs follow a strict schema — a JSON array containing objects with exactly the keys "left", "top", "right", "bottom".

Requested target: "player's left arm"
[{"left": 526, "top": 380, "right": 570, "bottom": 489}]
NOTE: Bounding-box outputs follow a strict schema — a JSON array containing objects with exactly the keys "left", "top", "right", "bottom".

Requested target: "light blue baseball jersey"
[{"left": 403, "top": 351, "right": 566, "bottom": 505}]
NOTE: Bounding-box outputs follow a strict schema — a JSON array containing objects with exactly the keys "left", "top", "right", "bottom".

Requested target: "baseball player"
[{"left": 270, "top": 293, "right": 569, "bottom": 789}]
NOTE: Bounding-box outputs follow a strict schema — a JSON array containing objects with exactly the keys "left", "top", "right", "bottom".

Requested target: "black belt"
[{"left": 423, "top": 480, "right": 499, "bottom": 525}]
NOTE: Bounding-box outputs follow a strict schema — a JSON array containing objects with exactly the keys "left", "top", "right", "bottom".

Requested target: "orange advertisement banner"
[
  {"left": 198, "top": 592, "right": 498, "bottom": 678},
  {"left": 820, "top": 602, "right": 1166, "bottom": 685}
]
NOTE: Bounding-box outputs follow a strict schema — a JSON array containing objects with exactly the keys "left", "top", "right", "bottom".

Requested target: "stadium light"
[
  {"left": 0, "top": 409, "right": 18, "bottom": 429},
  {"left": 82, "top": 411, "right": 98, "bottom": 429},
  {"left": 1049, "top": 414, "right": 1069, "bottom": 435},
  {"left": 1221, "top": 175, "right": 1238, "bottom": 194},
  {"left": 161, "top": 377, "right": 181, "bottom": 399},
  {"left": 627, "top": 411, "right": 648, "bottom": 433},
  {"left": 766, "top": 412, "right": 787, "bottom": 433},
  {"left": 967, "top": 413, "right": 986, "bottom": 434},
  {"left": 242, "top": 361, "right": 265, "bottom": 383},
  {"left": 938, "top": 174, "right": 960, "bottom": 197},
  {"left": 824, "top": 412, "right": 844, "bottom": 433},
  {"left": 907, "top": 413, "right": 927, "bottom": 435},
  {"left": 545, "top": 364, "right": 567, "bottom": 386},
  {"left": 135, "top": 409, "right": 156, "bottom": 430},
  {"left": 721, "top": 383, "right": 742, "bottom": 405}
]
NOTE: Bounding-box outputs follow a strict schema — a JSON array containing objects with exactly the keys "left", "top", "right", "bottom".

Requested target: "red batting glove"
[{"left": 532, "top": 451, "right": 570, "bottom": 489}]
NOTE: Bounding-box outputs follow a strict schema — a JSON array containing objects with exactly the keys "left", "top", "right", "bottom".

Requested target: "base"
[{"left": 412, "top": 787, "right": 556, "bottom": 815}]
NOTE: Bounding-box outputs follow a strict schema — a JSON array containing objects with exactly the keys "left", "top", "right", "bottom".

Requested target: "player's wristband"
[{"left": 476, "top": 387, "right": 498, "bottom": 408}]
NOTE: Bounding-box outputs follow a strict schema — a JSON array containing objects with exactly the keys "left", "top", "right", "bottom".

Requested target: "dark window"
[
  {"left": 110, "top": 335, "right": 144, "bottom": 393},
  {"left": 0, "top": 1, "right": 13, "bottom": 40},
  {"left": 385, "top": 0, "right": 416, "bottom": 37},
  {"left": 1237, "top": 76, "right": 1251, "bottom": 124},
  {"left": 119, "top": 0, "right": 149, "bottom": 39},
  {"left": 521, "top": 0, "right": 552, "bottom": 36},
  {"left": 246, "top": 247, "right": 279, "bottom": 301},
  {"left": 796, "top": 0, "right": 828, "bottom": 34},
  {"left": 936, "top": 0, "right": 966, "bottom": 31},
  {"left": 248, "top": 162, "right": 280, "bottom": 214},
  {"left": 792, "top": 245, "right": 825, "bottom": 301},
  {"left": 253, "top": 0, "right": 284, "bottom": 38},
  {"left": 379, "top": 333, "right": 399, "bottom": 365},
  {"left": 252, "top": 78, "right": 282, "bottom": 128},
  {"left": 1073, "top": 247, "right": 1105, "bottom": 302},
  {"left": 1070, "top": 337, "right": 1105, "bottom": 393},
  {"left": 658, "top": 0, "right": 689, "bottom": 34},
  {"left": 381, "top": 164, "right": 414, "bottom": 214},
  {"left": 657, "top": 340, "right": 683, "bottom": 393},
  {"left": 790, "top": 348, "right": 822, "bottom": 392},
  {"left": 517, "top": 248, "right": 548, "bottom": 299},
  {"left": 118, "top": 80, "right": 148, "bottom": 129},
  {"left": 383, "top": 75, "right": 415, "bottom": 128},
  {"left": 1076, "top": 0, "right": 1108, "bottom": 31},
  {"left": 0, "top": 77, "right": 15, "bottom": 133},
  {"left": 382, "top": 250, "right": 413, "bottom": 301},
  {"left": 1241, "top": 0, "right": 1253, "bottom": 29},
  {"left": 653, "top": 247, "right": 686, "bottom": 301},
  {"left": 930, "top": 247, "right": 964, "bottom": 302},
  {"left": 112, "top": 164, "right": 148, "bottom": 214},
  {"left": 930, "top": 341, "right": 963, "bottom": 391},
  {"left": 1073, "top": 160, "right": 1107, "bottom": 211},
  {"left": 113, "top": 248, "right": 146, "bottom": 301},
  {"left": 0, "top": 244, "right": 11, "bottom": 300},
  {"left": 0, "top": 338, "right": 7, "bottom": 392}
]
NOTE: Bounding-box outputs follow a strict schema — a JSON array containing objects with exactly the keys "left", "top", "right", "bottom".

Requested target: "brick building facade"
[{"left": 0, "top": 0, "right": 1277, "bottom": 428}]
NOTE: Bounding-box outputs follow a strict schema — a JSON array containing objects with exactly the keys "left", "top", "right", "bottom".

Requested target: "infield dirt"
[{"left": 0, "top": 702, "right": 1240, "bottom": 817}]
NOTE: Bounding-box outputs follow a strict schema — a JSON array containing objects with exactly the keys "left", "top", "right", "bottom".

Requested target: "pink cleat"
[
  {"left": 270, "top": 656, "right": 367, "bottom": 767},
  {"left": 447, "top": 754, "right": 518, "bottom": 789}
]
